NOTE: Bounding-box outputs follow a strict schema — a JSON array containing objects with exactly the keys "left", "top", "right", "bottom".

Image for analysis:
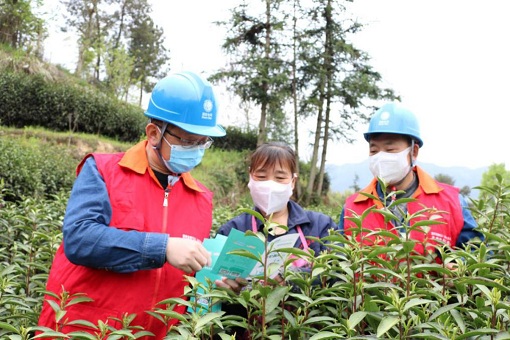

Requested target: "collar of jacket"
[
  {"left": 118, "top": 140, "right": 204, "bottom": 192},
  {"left": 354, "top": 166, "right": 443, "bottom": 203}
]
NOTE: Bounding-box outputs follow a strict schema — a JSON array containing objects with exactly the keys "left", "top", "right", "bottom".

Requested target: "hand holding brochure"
[
  {"left": 188, "top": 235, "right": 226, "bottom": 314},
  {"left": 209, "top": 228, "right": 299, "bottom": 279},
  {"left": 190, "top": 229, "right": 299, "bottom": 314}
]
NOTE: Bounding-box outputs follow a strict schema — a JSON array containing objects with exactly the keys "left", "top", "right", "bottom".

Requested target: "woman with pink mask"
[
  {"left": 217, "top": 141, "right": 337, "bottom": 268},
  {"left": 214, "top": 141, "right": 338, "bottom": 339}
]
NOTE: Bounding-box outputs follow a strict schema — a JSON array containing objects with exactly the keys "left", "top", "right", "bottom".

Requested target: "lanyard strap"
[{"left": 251, "top": 216, "right": 308, "bottom": 250}]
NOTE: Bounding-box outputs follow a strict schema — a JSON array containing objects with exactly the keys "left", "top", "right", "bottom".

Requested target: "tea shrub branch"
[{"left": 2, "top": 178, "right": 510, "bottom": 339}]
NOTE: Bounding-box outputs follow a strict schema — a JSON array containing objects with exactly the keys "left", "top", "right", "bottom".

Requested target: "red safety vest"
[
  {"left": 38, "top": 141, "right": 213, "bottom": 339},
  {"left": 343, "top": 167, "right": 464, "bottom": 258}
]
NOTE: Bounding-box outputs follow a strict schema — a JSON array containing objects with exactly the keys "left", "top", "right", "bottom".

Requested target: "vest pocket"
[{"left": 110, "top": 200, "right": 145, "bottom": 231}]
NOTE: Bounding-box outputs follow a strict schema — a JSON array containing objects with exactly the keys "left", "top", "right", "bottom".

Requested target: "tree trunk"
[
  {"left": 94, "top": 0, "right": 101, "bottom": 81},
  {"left": 316, "top": 0, "right": 334, "bottom": 196},
  {"left": 317, "top": 83, "right": 332, "bottom": 196},
  {"left": 257, "top": 0, "right": 272, "bottom": 146},
  {"left": 109, "top": 0, "right": 128, "bottom": 87},
  {"left": 291, "top": 0, "right": 301, "bottom": 201},
  {"left": 74, "top": 3, "right": 95, "bottom": 76},
  {"left": 258, "top": 102, "right": 268, "bottom": 146},
  {"left": 304, "top": 102, "right": 323, "bottom": 205},
  {"left": 139, "top": 79, "right": 144, "bottom": 107},
  {"left": 304, "top": 0, "right": 334, "bottom": 205}
]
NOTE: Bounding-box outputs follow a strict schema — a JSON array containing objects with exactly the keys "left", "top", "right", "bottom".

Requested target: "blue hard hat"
[
  {"left": 363, "top": 102, "right": 423, "bottom": 147},
  {"left": 145, "top": 71, "right": 226, "bottom": 137}
]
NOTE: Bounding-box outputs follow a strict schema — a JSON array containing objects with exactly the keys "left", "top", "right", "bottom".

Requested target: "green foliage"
[
  {"left": 212, "top": 126, "right": 258, "bottom": 152},
  {"left": 297, "top": 160, "right": 332, "bottom": 204},
  {"left": 103, "top": 44, "right": 135, "bottom": 99},
  {"left": 212, "top": 203, "right": 253, "bottom": 237},
  {"left": 0, "top": 134, "right": 77, "bottom": 202},
  {"left": 0, "top": 188, "right": 67, "bottom": 335},
  {"left": 480, "top": 163, "right": 510, "bottom": 192},
  {"left": 3, "top": 141, "right": 510, "bottom": 338},
  {"left": 0, "top": 71, "right": 146, "bottom": 142},
  {"left": 193, "top": 147, "right": 251, "bottom": 209},
  {"left": 210, "top": 1, "right": 292, "bottom": 144},
  {"left": 60, "top": 0, "right": 169, "bottom": 100},
  {"left": 128, "top": 9, "right": 169, "bottom": 97},
  {"left": 0, "top": 0, "right": 45, "bottom": 52},
  {"left": 161, "top": 185, "right": 510, "bottom": 338}
]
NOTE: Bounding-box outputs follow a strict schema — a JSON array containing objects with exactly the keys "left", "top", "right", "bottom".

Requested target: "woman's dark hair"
[{"left": 249, "top": 142, "right": 297, "bottom": 174}]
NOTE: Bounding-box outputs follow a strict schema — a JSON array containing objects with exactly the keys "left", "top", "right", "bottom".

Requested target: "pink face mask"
[{"left": 247, "top": 176, "right": 293, "bottom": 215}]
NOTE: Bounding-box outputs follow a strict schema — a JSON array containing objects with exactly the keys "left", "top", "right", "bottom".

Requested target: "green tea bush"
[
  {"left": 4, "top": 129, "right": 510, "bottom": 339},
  {"left": 169, "top": 184, "right": 510, "bottom": 339},
  {"left": 2, "top": 165, "right": 510, "bottom": 338},
  {"left": 0, "top": 136, "right": 77, "bottom": 201},
  {"left": 0, "top": 72, "right": 146, "bottom": 142},
  {"left": 213, "top": 126, "right": 257, "bottom": 151},
  {"left": 0, "top": 187, "right": 67, "bottom": 337}
]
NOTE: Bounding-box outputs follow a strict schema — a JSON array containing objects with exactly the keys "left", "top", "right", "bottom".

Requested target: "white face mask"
[
  {"left": 369, "top": 147, "right": 412, "bottom": 185},
  {"left": 248, "top": 176, "right": 293, "bottom": 215}
]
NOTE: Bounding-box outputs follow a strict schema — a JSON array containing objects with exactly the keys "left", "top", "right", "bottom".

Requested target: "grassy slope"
[{"left": 1, "top": 125, "right": 251, "bottom": 206}]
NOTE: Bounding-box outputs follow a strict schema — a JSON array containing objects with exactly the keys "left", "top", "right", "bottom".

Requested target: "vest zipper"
[
  {"left": 162, "top": 188, "right": 170, "bottom": 233},
  {"left": 147, "top": 186, "right": 172, "bottom": 333}
]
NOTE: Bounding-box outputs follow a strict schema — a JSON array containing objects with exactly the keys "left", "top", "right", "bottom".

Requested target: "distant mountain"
[{"left": 326, "top": 161, "right": 487, "bottom": 198}]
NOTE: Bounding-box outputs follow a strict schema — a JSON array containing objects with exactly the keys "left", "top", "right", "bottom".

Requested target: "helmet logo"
[
  {"left": 202, "top": 99, "right": 214, "bottom": 120},
  {"left": 203, "top": 100, "right": 213, "bottom": 112},
  {"left": 378, "top": 111, "right": 390, "bottom": 126}
]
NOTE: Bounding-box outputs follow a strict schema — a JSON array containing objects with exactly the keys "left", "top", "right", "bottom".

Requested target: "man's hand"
[{"left": 166, "top": 237, "right": 211, "bottom": 273}]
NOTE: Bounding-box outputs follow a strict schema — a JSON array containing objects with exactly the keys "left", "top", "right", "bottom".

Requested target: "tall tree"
[
  {"left": 210, "top": 0, "right": 292, "bottom": 146},
  {"left": 60, "top": 0, "right": 167, "bottom": 101},
  {"left": 213, "top": 0, "right": 397, "bottom": 204},
  {"left": 103, "top": 42, "right": 134, "bottom": 99},
  {"left": 298, "top": 0, "right": 397, "bottom": 204},
  {"left": 0, "top": 0, "right": 45, "bottom": 52},
  {"left": 61, "top": 0, "right": 104, "bottom": 79},
  {"left": 104, "top": 0, "right": 149, "bottom": 90},
  {"left": 290, "top": 0, "right": 302, "bottom": 199},
  {"left": 128, "top": 12, "right": 169, "bottom": 105}
]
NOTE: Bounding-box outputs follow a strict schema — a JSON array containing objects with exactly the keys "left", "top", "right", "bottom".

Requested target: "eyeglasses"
[{"left": 163, "top": 128, "right": 214, "bottom": 149}]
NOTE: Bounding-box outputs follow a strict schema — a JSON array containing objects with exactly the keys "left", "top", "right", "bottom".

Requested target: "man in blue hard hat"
[
  {"left": 339, "top": 102, "right": 483, "bottom": 263},
  {"left": 38, "top": 71, "right": 226, "bottom": 338}
]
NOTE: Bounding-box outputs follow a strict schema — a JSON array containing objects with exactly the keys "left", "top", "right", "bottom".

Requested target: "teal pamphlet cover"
[
  {"left": 210, "top": 229, "right": 299, "bottom": 279},
  {"left": 190, "top": 229, "right": 299, "bottom": 314},
  {"left": 188, "top": 235, "right": 226, "bottom": 314}
]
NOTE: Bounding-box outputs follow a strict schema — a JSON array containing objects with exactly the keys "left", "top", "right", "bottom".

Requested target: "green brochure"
[
  {"left": 188, "top": 235, "right": 226, "bottom": 314},
  {"left": 210, "top": 229, "right": 299, "bottom": 280},
  {"left": 191, "top": 229, "right": 299, "bottom": 314}
]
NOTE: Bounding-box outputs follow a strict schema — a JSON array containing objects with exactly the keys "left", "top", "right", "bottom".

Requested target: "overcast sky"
[{"left": 43, "top": 0, "right": 510, "bottom": 169}]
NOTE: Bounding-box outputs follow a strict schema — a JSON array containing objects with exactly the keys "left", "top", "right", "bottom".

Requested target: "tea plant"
[{"left": 2, "top": 179, "right": 510, "bottom": 338}]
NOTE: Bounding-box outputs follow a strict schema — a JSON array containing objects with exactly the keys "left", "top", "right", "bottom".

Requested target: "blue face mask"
[{"left": 161, "top": 138, "right": 205, "bottom": 173}]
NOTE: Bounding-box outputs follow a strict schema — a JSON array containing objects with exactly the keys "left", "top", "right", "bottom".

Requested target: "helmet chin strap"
[
  {"left": 152, "top": 121, "right": 168, "bottom": 150},
  {"left": 151, "top": 122, "right": 179, "bottom": 175}
]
